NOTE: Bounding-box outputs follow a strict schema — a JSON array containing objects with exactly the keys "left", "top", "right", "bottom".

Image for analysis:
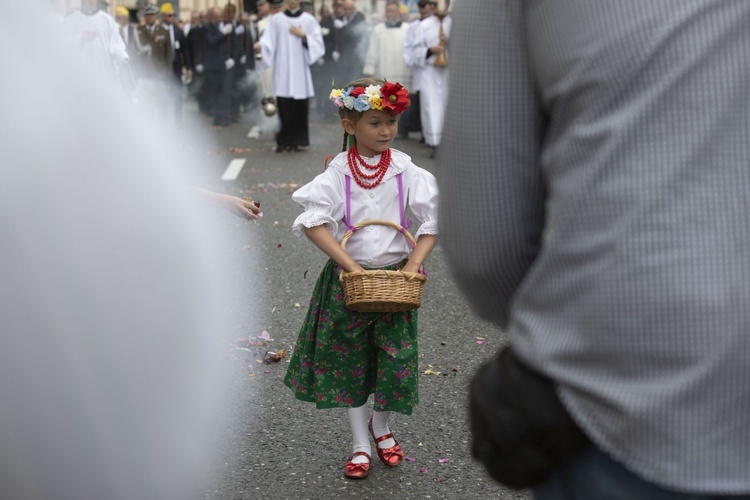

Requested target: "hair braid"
[{"left": 342, "top": 131, "right": 349, "bottom": 152}]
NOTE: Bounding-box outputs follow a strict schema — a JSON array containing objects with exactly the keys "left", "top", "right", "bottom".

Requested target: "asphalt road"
[{"left": 178, "top": 99, "right": 530, "bottom": 500}]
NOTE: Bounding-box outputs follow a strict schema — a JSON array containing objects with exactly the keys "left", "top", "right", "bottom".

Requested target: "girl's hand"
[
  {"left": 346, "top": 263, "right": 365, "bottom": 273},
  {"left": 402, "top": 261, "right": 422, "bottom": 274}
]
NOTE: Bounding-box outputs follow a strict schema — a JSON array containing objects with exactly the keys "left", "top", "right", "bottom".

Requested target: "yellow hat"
[
  {"left": 115, "top": 6, "right": 128, "bottom": 16},
  {"left": 399, "top": 4, "right": 408, "bottom": 14},
  {"left": 160, "top": 3, "right": 174, "bottom": 14}
]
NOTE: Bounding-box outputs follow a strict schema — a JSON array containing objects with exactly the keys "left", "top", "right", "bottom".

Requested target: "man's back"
[{"left": 442, "top": 0, "right": 750, "bottom": 494}]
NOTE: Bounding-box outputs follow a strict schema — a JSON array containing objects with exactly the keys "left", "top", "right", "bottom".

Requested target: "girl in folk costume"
[{"left": 284, "top": 77, "right": 439, "bottom": 479}]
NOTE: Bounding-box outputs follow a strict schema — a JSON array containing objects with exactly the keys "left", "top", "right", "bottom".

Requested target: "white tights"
[{"left": 346, "top": 404, "right": 396, "bottom": 464}]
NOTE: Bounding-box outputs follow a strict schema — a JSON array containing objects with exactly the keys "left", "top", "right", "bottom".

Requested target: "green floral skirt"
[{"left": 283, "top": 259, "right": 419, "bottom": 415}]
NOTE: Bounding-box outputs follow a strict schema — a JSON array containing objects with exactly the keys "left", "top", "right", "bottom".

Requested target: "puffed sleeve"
[
  {"left": 291, "top": 169, "right": 345, "bottom": 239},
  {"left": 406, "top": 164, "right": 439, "bottom": 239}
]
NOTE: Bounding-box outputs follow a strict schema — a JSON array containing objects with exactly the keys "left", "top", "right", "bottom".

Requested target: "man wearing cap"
[
  {"left": 115, "top": 6, "right": 137, "bottom": 57},
  {"left": 259, "top": 0, "right": 324, "bottom": 151},
  {"left": 136, "top": 5, "right": 171, "bottom": 81},
  {"left": 64, "top": 0, "right": 129, "bottom": 88},
  {"left": 160, "top": 2, "right": 192, "bottom": 126}
]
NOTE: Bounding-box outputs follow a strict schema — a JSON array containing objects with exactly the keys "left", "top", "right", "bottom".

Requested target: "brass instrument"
[{"left": 433, "top": 10, "right": 448, "bottom": 67}]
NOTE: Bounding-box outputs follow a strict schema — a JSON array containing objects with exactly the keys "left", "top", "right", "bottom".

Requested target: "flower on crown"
[{"left": 329, "top": 81, "right": 411, "bottom": 114}]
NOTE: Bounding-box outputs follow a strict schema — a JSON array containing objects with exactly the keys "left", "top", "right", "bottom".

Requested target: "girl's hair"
[{"left": 339, "top": 76, "right": 387, "bottom": 152}]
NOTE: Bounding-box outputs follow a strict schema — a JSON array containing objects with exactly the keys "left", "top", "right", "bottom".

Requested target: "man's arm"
[{"left": 440, "top": 0, "right": 546, "bottom": 328}]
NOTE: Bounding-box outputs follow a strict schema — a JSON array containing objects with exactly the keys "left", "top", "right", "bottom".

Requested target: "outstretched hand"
[
  {"left": 226, "top": 195, "right": 262, "bottom": 220},
  {"left": 196, "top": 188, "right": 263, "bottom": 220}
]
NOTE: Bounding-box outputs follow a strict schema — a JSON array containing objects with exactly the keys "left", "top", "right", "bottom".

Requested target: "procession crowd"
[{"left": 63, "top": 0, "right": 450, "bottom": 157}]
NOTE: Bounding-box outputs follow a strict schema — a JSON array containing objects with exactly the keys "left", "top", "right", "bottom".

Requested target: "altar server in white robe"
[
  {"left": 259, "top": 0, "right": 324, "bottom": 152},
  {"left": 363, "top": 0, "right": 412, "bottom": 90},
  {"left": 407, "top": 10, "right": 450, "bottom": 157},
  {"left": 64, "top": 0, "right": 129, "bottom": 88}
]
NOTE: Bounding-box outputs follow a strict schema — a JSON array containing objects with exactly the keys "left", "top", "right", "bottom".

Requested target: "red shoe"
[
  {"left": 344, "top": 451, "right": 371, "bottom": 479},
  {"left": 368, "top": 417, "right": 404, "bottom": 467}
]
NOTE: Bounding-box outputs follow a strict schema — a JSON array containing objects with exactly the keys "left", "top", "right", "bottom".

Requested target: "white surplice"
[
  {"left": 408, "top": 15, "right": 451, "bottom": 147},
  {"left": 64, "top": 11, "right": 129, "bottom": 84},
  {"left": 363, "top": 21, "right": 412, "bottom": 90},
  {"left": 259, "top": 11, "right": 324, "bottom": 99}
]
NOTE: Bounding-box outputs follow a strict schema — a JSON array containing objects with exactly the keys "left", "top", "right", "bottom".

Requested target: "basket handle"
[{"left": 339, "top": 218, "right": 425, "bottom": 275}]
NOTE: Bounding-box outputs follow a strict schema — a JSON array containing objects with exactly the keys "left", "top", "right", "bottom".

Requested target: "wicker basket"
[{"left": 339, "top": 219, "right": 427, "bottom": 313}]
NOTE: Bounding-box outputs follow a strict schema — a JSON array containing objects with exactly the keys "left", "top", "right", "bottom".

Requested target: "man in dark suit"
[
  {"left": 160, "top": 2, "right": 192, "bottom": 127},
  {"left": 203, "top": 6, "right": 236, "bottom": 127},
  {"left": 186, "top": 11, "right": 208, "bottom": 114},
  {"left": 337, "top": 0, "right": 368, "bottom": 86},
  {"left": 232, "top": 10, "right": 257, "bottom": 120}
]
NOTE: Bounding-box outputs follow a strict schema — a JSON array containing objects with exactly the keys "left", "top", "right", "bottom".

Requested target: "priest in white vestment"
[
  {"left": 363, "top": 1, "right": 412, "bottom": 90},
  {"left": 64, "top": 0, "right": 129, "bottom": 88},
  {"left": 407, "top": 11, "right": 450, "bottom": 156},
  {"left": 259, "top": 0, "right": 324, "bottom": 152}
]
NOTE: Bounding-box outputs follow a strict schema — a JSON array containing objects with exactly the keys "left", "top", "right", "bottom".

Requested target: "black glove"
[{"left": 469, "top": 347, "right": 590, "bottom": 489}]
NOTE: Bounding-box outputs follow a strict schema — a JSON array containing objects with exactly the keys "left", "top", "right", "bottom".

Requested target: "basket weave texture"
[{"left": 339, "top": 219, "right": 427, "bottom": 313}]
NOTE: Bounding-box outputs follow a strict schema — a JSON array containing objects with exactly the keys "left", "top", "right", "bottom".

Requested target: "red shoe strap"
[
  {"left": 348, "top": 451, "right": 372, "bottom": 462},
  {"left": 373, "top": 432, "right": 395, "bottom": 444}
]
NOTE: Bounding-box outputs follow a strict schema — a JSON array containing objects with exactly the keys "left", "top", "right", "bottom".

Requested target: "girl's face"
[{"left": 343, "top": 110, "right": 399, "bottom": 157}]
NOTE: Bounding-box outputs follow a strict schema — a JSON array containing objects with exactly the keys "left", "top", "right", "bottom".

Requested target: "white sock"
[
  {"left": 347, "top": 404, "right": 371, "bottom": 464},
  {"left": 371, "top": 410, "right": 396, "bottom": 449}
]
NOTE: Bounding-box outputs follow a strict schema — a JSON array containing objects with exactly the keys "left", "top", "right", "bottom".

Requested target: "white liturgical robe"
[
  {"left": 259, "top": 10, "right": 324, "bottom": 99},
  {"left": 65, "top": 11, "right": 128, "bottom": 84}
]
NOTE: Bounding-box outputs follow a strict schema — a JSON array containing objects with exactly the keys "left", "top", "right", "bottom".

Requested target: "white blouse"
[{"left": 292, "top": 149, "right": 439, "bottom": 267}]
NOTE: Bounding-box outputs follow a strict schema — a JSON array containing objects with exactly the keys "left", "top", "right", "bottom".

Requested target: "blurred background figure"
[
  {"left": 187, "top": 10, "right": 208, "bottom": 114},
  {"left": 363, "top": 0, "right": 412, "bottom": 139},
  {"left": 202, "top": 6, "right": 236, "bottom": 127},
  {"left": 115, "top": 5, "right": 137, "bottom": 59},
  {"left": 335, "top": 0, "right": 369, "bottom": 86},
  {"left": 136, "top": 4, "right": 172, "bottom": 114},
  {"left": 64, "top": 0, "right": 129, "bottom": 89},
  {"left": 230, "top": 8, "right": 257, "bottom": 123},
  {"left": 403, "top": 0, "right": 435, "bottom": 145},
  {"left": 259, "top": 0, "right": 324, "bottom": 152},
  {"left": 311, "top": 0, "right": 343, "bottom": 120},
  {"left": 160, "top": 2, "right": 192, "bottom": 127},
  {"left": 406, "top": 0, "right": 449, "bottom": 158}
]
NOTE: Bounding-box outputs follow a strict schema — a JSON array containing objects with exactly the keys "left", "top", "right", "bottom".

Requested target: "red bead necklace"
[{"left": 347, "top": 146, "right": 391, "bottom": 189}]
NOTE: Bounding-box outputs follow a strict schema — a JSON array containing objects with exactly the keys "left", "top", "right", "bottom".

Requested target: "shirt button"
[
  {"left": 369, "top": 192, "right": 374, "bottom": 198},
  {"left": 368, "top": 226, "right": 374, "bottom": 231},
  {"left": 367, "top": 258, "right": 372, "bottom": 263}
]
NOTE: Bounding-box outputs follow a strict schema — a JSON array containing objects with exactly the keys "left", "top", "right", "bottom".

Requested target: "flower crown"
[{"left": 329, "top": 81, "right": 411, "bottom": 114}]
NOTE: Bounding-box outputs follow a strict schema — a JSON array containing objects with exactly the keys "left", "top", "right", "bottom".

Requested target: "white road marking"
[
  {"left": 247, "top": 125, "right": 260, "bottom": 138},
  {"left": 221, "top": 159, "right": 246, "bottom": 181}
]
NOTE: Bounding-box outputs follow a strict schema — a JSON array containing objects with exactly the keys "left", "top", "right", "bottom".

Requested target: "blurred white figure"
[
  {"left": 0, "top": 2, "right": 256, "bottom": 499},
  {"left": 64, "top": 0, "right": 129, "bottom": 87}
]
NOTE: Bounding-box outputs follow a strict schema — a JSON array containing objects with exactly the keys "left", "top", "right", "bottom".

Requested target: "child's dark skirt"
[{"left": 283, "top": 259, "right": 419, "bottom": 415}]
